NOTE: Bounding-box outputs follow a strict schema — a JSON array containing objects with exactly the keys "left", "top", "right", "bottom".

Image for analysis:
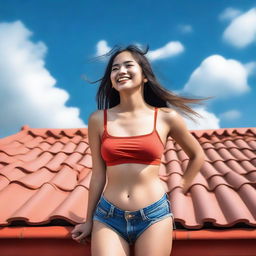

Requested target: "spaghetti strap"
[
  {"left": 154, "top": 107, "right": 158, "bottom": 129},
  {"left": 103, "top": 109, "right": 107, "bottom": 131}
]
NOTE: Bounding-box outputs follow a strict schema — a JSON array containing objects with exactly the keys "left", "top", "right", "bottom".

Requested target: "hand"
[
  {"left": 71, "top": 221, "right": 93, "bottom": 244},
  {"left": 181, "top": 178, "right": 190, "bottom": 195}
]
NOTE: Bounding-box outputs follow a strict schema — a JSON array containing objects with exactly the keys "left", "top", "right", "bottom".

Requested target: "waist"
[
  {"left": 102, "top": 177, "right": 166, "bottom": 211},
  {"left": 99, "top": 192, "right": 169, "bottom": 215}
]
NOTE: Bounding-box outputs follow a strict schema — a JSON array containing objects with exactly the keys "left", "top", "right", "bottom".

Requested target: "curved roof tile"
[{"left": 0, "top": 125, "right": 255, "bottom": 229}]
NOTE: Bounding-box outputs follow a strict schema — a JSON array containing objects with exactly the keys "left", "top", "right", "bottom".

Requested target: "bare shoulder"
[
  {"left": 158, "top": 107, "right": 180, "bottom": 124},
  {"left": 88, "top": 109, "right": 103, "bottom": 123},
  {"left": 88, "top": 109, "right": 104, "bottom": 134},
  {"left": 158, "top": 107, "right": 188, "bottom": 136}
]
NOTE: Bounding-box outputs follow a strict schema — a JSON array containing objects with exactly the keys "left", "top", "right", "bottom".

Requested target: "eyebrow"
[{"left": 112, "top": 60, "right": 134, "bottom": 67}]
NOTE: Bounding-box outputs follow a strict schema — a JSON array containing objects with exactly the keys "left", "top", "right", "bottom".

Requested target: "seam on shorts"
[
  {"left": 144, "top": 200, "right": 168, "bottom": 215},
  {"left": 166, "top": 200, "right": 176, "bottom": 230},
  {"left": 144, "top": 201, "right": 169, "bottom": 221},
  {"left": 93, "top": 217, "right": 131, "bottom": 244}
]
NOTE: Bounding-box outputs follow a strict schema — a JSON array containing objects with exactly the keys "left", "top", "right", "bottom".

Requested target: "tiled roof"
[{"left": 0, "top": 125, "right": 255, "bottom": 229}]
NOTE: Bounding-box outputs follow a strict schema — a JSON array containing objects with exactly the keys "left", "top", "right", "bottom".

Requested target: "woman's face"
[{"left": 110, "top": 51, "right": 146, "bottom": 91}]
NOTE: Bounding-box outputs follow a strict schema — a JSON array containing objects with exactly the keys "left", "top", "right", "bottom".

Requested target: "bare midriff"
[{"left": 102, "top": 163, "right": 167, "bottom": 211}]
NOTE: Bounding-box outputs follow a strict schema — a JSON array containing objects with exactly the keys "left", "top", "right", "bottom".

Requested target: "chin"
[{"left": 118, "top": 85, "right": 141, "bottom": 92}]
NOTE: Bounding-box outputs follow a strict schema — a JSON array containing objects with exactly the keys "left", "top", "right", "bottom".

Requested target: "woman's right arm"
[{"left": 85, "top": 110, "right": 107, "bottom": 222}]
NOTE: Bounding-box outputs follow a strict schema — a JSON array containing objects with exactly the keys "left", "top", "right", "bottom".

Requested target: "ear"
[{"left": 144, "top": 78, "right": 148, "bottom": 83}]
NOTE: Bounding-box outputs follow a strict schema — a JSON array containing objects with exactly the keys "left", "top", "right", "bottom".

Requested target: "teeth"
[{"left": 118, "top": 77, "right": 130, "bottom": 82}]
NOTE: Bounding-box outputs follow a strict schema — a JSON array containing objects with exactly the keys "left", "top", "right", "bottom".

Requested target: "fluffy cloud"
[
  {"left": 183, "top": 107, "right": 220, "bottom": 130},
  {"left": 146, "top": 41, "right": 184, "bottom": 61},
  {"left": 95, "top": 40, "right": 185, "bottom": 62},
  {"left": 222, "top": 8, "right": 256, "bottom": 48},
  {"left": 182, "top": 55, "right": 250, "bottom": 99},
  {"left": 219, "top": 7, "right": 242, "bottom": 21},
  {"left": 0, "top": 21, "right": 86, "bottom": 138},
  {"left": 178, "top": 54, "right": 254, "bottom": 129},
  {"left": 96, "top": 40, "right": 111, "bottom": 56}
]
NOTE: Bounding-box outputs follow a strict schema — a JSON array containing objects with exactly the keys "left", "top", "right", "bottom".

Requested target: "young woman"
[{"left": 71, "top": 45, "right": 208, "bottom": 255}]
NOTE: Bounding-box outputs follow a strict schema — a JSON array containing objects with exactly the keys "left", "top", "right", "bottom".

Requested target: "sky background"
[{"left": 0, "top": 0, "right": 256, "bottom": 138}]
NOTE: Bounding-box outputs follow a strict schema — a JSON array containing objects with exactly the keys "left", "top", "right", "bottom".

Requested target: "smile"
[{"left": 117, "top": 76, "right": 131, "bottom": 82}]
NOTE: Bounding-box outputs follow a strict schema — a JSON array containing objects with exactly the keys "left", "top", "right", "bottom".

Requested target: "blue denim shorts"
[{"left": 92, "top": 192, "right": 176, "bottom": 245}]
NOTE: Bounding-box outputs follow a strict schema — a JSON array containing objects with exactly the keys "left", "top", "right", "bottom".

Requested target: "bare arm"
[
  {"left": 85, "top": 110, "right": 107, "bottom": 222},
  {"left": 167, "top": 110, "right": 205, "bottom": 194}
]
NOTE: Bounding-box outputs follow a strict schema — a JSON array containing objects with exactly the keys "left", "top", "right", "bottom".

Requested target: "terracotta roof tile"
[{"left": 0, "top": 125, "right": 255, "bottom": 229}]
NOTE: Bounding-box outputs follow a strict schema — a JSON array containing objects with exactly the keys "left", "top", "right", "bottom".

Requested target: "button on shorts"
[{"left": 92, "top": 192, "right": 176, "bottom": 245}]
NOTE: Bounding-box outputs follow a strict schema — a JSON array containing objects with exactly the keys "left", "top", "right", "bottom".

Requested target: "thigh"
[
  {"left": 134, "top": 216, "right": 173, "bottom": 256},
  {"left": 91, "top": 220, "right": 130, "bottom": 256}
]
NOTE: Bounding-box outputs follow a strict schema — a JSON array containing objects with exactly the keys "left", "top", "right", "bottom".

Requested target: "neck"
[{"left": 117, "top": 85, "right": 150, "bottom": 112}]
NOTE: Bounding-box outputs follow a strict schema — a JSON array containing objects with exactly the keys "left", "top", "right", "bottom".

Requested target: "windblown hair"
[{"left": 87, "top": 44, "right": 214, "bottom": 123}]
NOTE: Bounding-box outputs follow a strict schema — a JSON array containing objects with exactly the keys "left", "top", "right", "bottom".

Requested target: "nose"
[{"left": 118, "top": 65, "right": 128, "bottom": 74}]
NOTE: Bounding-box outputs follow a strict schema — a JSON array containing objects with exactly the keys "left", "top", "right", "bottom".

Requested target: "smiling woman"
[
  {"left": 110, "top": 52, "right": 147, "bottom": 93},
  {"left": 71, "top": 44, "right": 211, "bottom": 256},
  {"left": 95, "top": 45, "right": 214, "bottom": 123}
]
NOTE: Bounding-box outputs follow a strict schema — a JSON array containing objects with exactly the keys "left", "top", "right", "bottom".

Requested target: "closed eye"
[{"left": 112, "top": 64, "right": 134, "bottom": 71}]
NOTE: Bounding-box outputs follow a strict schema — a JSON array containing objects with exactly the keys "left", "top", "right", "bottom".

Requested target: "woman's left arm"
[{"left": 166, "top": 110, "right": 205, "bottom": 194}]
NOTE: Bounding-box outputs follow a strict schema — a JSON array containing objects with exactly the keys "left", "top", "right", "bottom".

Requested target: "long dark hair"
[{"left": 88, "top": 44, "right": 214, "bottom": 123}]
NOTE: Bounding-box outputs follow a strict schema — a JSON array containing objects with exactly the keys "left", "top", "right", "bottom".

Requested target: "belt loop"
[
  {"left": 108, "top": 205, "right": 114, "bottom": 217},
  {"left": 140, "top": 209, "right": 147, "bottom": 221}
]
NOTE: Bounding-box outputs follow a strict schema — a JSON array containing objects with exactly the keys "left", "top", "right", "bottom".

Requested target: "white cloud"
[
  {"left": 0, "top": 21, "right": 86, "bottom": 137},
  {"left": 95, "top": 40, "right": 185, "bottom": 62},
  {"left": 178, "top": 24, "right": 193, "bottom": 34},
  {"left": 223, "top": 8, "right": 256, "bottom": 48},
  {"left": 96, "top": 40, "right": 111, "bottom": 56},
  {"left": 219, "top": 110, "right": 241, "bottom": 121},
  {"left": 219, "top": 7, "right": 242, "bottom": 21},
  {"left": 183, "top": 107, "right": 220, "bottom": 130},
  {"left": 182, "top": 55, "right": 250, "bottom": 99},
  {"left": 146, "top": 41, "right": 184, "bottom": 61}
]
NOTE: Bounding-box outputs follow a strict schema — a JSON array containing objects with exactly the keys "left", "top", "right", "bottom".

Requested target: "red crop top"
[{"left": 100, "top": 107, "right": 165, "bottom": 166}]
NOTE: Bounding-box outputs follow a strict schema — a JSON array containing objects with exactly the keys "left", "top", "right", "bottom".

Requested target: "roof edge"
[
  {"left": 0, "top": 127, "right": 28, "bottom": 146},
  {"left": 0, "top": 227, "right": 255, "bottom": 240}
]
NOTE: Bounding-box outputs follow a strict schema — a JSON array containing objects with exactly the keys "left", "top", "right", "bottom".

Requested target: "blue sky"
[{"left": 0, "top": 0, "right": 256, "bottom": 138}]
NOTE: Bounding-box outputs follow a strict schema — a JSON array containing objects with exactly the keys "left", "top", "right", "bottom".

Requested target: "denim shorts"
[{"left": 92, "top": 192, "right": 176, "bottom": 245}]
